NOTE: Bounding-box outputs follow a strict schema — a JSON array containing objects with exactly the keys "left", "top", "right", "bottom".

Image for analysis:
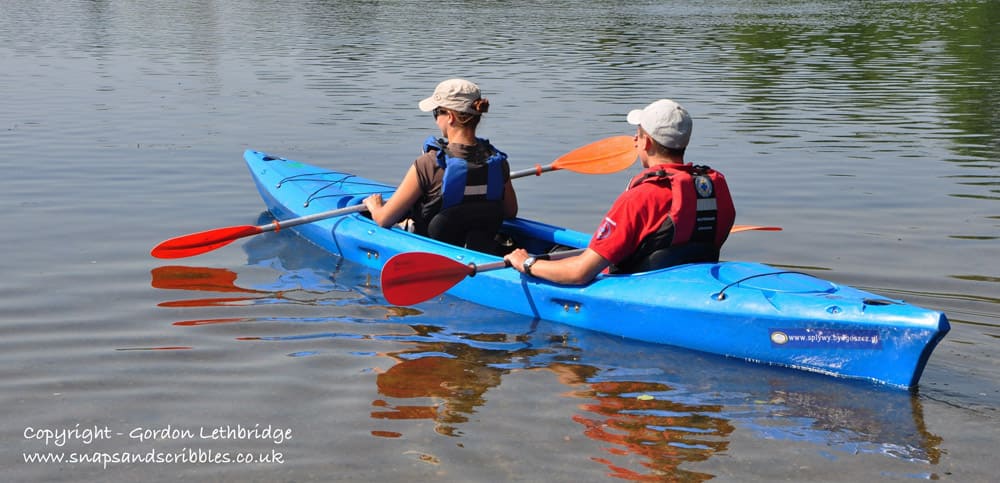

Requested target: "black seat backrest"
[
  {"left": 614, "top": 242, "right": 720, "bottom": 274},
  {"left": 426, "top": 201, "right": 504, "bottom": 254}
]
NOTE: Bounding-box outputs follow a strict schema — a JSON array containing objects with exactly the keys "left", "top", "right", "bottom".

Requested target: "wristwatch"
[{"left": 522, "top": 256, "right": 538, "bottom": 276}]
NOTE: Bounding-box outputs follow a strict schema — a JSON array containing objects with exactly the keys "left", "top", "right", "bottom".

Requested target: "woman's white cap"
[
  {"left": 626, "top": 99, "right": 693, "bottom": 149},
  {"left": 418, "top": 78, "right": 482, "bottom": 114}
]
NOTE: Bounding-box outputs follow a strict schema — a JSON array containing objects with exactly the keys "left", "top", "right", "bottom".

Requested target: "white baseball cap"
[
  {"left": 418, "top": 78, "right": 482, "bottom": 114},
  {"left": 626, "top": 99, "right": 693, "bottom": 149}
]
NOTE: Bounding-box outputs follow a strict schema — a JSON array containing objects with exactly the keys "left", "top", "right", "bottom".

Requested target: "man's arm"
[{"left": 505, "top": 248, "right": 610, "bottom": 285}]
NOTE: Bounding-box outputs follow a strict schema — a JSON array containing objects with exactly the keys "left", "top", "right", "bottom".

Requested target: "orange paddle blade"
[
  {"left": 551, "top": 135, "right": 636, "bottom": 174},
  {"left": 381, "top": 252, "right": 475, "bottom": 306},
  {"left": 151, "top": 225, "right": 263, "bottom": 259}
]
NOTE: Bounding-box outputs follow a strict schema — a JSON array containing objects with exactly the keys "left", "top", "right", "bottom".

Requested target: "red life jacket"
[{"left": 610, "top": 164, "right": 736, "bottom": 274}]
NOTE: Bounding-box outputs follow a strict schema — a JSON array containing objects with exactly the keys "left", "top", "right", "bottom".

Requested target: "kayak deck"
[{"left": 244, "top": 149, "right": 950, "bottom": 389}]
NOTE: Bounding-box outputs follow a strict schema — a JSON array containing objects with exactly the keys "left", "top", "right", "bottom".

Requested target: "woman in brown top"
[{"left": 363, "top": 79, "right": 518, "bottom": 250}]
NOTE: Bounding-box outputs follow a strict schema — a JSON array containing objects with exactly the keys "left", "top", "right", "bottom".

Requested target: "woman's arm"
[{"left": 364, "top": 165, "right": 423, "bottom": 227}]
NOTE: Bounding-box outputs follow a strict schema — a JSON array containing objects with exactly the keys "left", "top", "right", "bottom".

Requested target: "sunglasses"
[{"left": 433, "top": 107, "right": 447, "bottom": 119}]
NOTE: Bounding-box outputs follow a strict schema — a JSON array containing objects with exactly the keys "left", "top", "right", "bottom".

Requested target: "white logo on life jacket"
[{"left": 694, "top": 175, "right": 714, "bottom": 198}]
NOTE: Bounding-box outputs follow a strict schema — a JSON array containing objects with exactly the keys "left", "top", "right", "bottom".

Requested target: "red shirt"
[{"left": 588, "top": 169, "right": 674, "bottom": 265}]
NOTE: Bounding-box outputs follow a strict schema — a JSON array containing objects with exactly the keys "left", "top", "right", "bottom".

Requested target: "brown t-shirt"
[{"left": 409, "top": 140, "right": 511, "bottom": 235}]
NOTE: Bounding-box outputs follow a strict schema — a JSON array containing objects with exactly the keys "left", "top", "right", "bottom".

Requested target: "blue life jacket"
[{"left": 423, "top": 136, "right": 506, "bottom": 209}]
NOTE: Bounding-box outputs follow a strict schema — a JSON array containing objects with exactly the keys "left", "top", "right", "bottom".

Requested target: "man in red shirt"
[{"left": 505, "top": 99, "right": 735, "bottom": 284}]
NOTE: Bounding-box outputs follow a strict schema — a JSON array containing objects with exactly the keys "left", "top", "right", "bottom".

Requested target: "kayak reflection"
[{"left": 367, "top": 325, "right": 942, "bottom": 480}]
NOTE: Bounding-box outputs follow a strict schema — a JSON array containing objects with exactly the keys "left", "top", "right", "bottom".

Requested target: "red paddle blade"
[
  {"left": 381, "top": 252, "right": 474, "bottom": 306},
  {"left": 150, "top": 225, "right": 264, "bottom": 259},
  {"left": 731, "top": 225, "right": 782, "bottom": 233},
  {"left": 551, "top": 135, "right": 636, "bottom": 174}
]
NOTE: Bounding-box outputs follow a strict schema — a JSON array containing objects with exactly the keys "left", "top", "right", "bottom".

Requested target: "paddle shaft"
[
  {"left": 154, "top": 159, "right": 594, "bottom": 257},
  {"left": 454, "top": 225, "right": 778, "bottom": 275},
  {"left": 417, "top": 224, "right": 779, "bottom": 277},
  {"left": 380, "top": 223, "right": 782, "bottom": 305},
  {"left": 260, "top": 204, "right": 366, "bottom": 233},
  {"left": 250, "top": 188, "right": 777, "bottom": 239},
  {"left": 239, "top": 153, "right": 635, "bottom": 233},
  {"left": 152, "top": 136, "right": 639, "bottom": 259},
  {"left": 468, "top": 248, "right": 586, "bottom": 275},
  {"left": 256, "top": 135, "right": 635, "bottom": 237},
  {"left": 510, "top": 164, "right": 558, "bottom": 179},
  {"left": 249, "top": 161, "right": 586, "bottom": 233}
]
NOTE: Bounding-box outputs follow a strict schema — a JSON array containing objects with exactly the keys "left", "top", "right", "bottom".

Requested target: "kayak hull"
[{"left": 245, "top": 150, "right": 949, "bottom": 389}]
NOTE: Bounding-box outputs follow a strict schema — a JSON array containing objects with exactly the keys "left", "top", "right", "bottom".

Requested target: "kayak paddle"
[
  {"left": 380, "top": 224, "right": 782, "bottom": 306},
  {"left": 382, "top": 249, "right": 586, "bottom": 306},
  {"left": 510, "top": 135, "right": 635, "bottom": 177},
  {"left": 151, "top": 204, "right": 368, "bottom": 259},
  {"left": 151, "top": 136, "right": 637, "bottom": 259}
]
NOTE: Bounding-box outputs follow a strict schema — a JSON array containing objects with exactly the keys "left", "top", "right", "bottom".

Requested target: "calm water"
[{"left": 2, "top": 0, "right": 997, "bottom": 481}]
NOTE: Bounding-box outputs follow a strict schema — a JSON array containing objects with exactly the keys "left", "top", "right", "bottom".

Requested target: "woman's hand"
[{"left": 363, "top": 193, "right": 384, "bottom": 213}]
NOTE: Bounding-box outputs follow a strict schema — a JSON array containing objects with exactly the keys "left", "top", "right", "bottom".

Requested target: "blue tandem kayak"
[{"left": 244, "top": 149, "right": 950, "bottom": 389}]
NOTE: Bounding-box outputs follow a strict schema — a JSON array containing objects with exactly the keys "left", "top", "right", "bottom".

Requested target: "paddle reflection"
[
  {"left": 150, "top": 263, "right": 369, "bottom": 309},
  {"left": 151, "top": 265, "right": 267, "bottom": 308}
]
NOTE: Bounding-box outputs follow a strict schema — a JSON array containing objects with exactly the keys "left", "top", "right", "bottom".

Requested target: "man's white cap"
[
  {"left": 626, "top": 99, "right": 693, "bottom": 149},
  {"left": 418, "top": 78, "right": 481, "bottom": 114}
]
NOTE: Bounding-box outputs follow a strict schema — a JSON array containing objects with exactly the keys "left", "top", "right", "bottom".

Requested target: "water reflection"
[
  {"left": 553, "top": 365, "right": 730, "bottom": 482},
  {"left": 368, "top": 323, "right": 546, "bottom": 438},
  {"left": 564, "top": 365, "right": 941, "bottom": 480},
  {"left": 365, "top": 322, "right": 943, "bottom": 480},
  {"left": 26, "top": 1, "right": 994, "bottom": 168},
  {"left": 372, "top": 351, "right": 507, "bottom": 438}
]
